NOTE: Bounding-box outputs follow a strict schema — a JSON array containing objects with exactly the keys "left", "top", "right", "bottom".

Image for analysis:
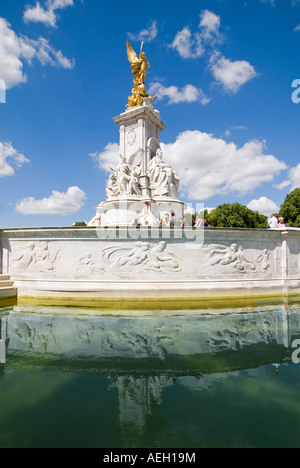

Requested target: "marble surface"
[{"left": 0, "top": 226, "right": 299, "bottom": 301}]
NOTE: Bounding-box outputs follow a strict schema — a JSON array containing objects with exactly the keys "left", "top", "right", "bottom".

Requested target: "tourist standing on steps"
[{"left": 170, "top": 212, "right": 180, "bottom": 227}]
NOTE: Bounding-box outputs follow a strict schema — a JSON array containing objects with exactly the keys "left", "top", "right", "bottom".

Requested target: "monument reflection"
[{"left": 0, "top": 306, "right": 299, "bottom": 448}]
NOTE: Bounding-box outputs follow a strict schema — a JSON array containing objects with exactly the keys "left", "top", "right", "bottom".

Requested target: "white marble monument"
[
  {"left": 90, "top": 99, "right": 185, "bottom": 227},
  {"left": 89, "top": 41, "right": 185, "bottom": 227}
]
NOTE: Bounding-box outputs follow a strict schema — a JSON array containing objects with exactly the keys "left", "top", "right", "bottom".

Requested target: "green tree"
[
  {"left": 279, "top": 188, "right": 300, "bottom": 227},
  {"left": 206, "top": 203, "right": 267, "bottom": 228},
  {"left": 73, "top": 221, "right": 87, "bottom": 227}
]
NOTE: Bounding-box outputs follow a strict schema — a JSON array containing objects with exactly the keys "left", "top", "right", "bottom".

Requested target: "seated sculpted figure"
[
  {"left": 106, "top": 173, "right": 119, "bottom": 199},
  {"left": 148, "top": 149, "right": 180, "bottom": 198}
]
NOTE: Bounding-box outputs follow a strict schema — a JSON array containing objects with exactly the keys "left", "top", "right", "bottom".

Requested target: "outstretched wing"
[
  {"left": 202, "top": 244, "right": 231, "bottom": 259},
  {"left": 102, "top": 246, "right": 131, "bottom": 263},
  {"left": 126, "top": 40, "right": 138, "bottom": 64},
  {"left": 203, "top": 244, "right": 228, "bottom": 254}
]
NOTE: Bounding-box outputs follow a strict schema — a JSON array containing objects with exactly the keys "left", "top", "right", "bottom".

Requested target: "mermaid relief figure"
[
  {"left": 13, "top": 242, "right": 36, "bottom": 271},
  {"left": 146, "top": 241, "right": 181, "bottom": 272}
]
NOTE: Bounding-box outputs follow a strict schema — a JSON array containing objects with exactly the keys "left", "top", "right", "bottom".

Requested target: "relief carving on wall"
[
  {"left": 101, "top": 241, "right": 182, "bottom": 273},
  {"left": 12, "top": 242, "right": 59, "bottom": 273},
  {"left": 77, "top": 254, "right": 105, "bottom": 274},
  {"left": 202, "top": 243, "right": 271, "bottom": 273}
]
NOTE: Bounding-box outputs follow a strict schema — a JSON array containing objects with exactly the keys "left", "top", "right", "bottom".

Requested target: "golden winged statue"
[{"left": 126, "top": 40, "right": 156, "bottom": 108}]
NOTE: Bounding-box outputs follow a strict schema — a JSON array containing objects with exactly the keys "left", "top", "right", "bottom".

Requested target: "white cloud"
[
  {"left": 23, "top": 0, "right": 74, "bottom": 28},
  {"left": 16, "top": 186, "right": 87, "bottom": 216},
  {"left": 224, "top": 125, "right": 247, "bottom": 137},
  {"left": 0, "top": 18, "right": 29, "bottom": 89},
  {"left": 289, "top": 163, "right": 300, "bottom": 190},
  {"left": 0, "top": 141, "right": 29, "bottom": 177},
  {"left": 294, "top": 24, "right": 300, "bottom": 32},
  {"left": 260, "top": 0, "right": 276, "bottom": 6},
  {"left": 149, "top": 82, "right": 210, "bottom": 105},
  {"left": 171, "top": 10, "right": 222, "bottom": 59},
  {"left": 210, "top": 53, "right": 257, "bottom": 94},
  {"left": 275, "top": 163, "right": 300, "bottom": 191},
  {"left": 160, "top": 131, "right": 287, "bottom": 200},
  {"left": 92, "top": 133, "right": 288, "bottom": 203},
  {"left": 170, "top": 11, "right": 256, "bottom": 96},
  {"left": 93, "top": 134, "right": 287, "bottom": 202},
  {"left": 0, "top": 17, "right": 74, "bottom": 89},
  {"left": 199, "top": 10, "right": 221, "bottom": 43},
  {"left": 128, "top": 21, "right": 158, "bottom": 43},
  {"left": 170, "top": 27, "right": 204, "bottom": 59},
  {"left": 261, "top": 0, "right": 300, "bottom": 7},
  {"left": 23, "top": 36, "right": 75, "bottom": 69},
  {"left": 90, "top": 143, "right": 119, "bottom": 173},
  {"left": 275, "top": 179, "right": 291, "bottom": 190},
  {"left": 247, "top": 197, "right": 279, "bottom": 217},
  {"left": 23, "top": 2, "right": 56, "bottom": 27},
  {"left": 184, "top": 205, "right": 195, "bottom": 215}
]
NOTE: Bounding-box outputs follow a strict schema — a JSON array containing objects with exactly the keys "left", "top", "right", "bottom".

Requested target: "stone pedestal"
[{"left": 91, "top": 99, "right": 185, "bottom": 227}]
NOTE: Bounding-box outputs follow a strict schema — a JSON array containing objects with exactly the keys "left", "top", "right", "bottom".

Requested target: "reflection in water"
[{"left": 0, "top": 305, "right": 299, "bottom": 448}]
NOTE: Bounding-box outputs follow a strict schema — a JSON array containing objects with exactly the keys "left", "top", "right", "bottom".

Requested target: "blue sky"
[{"left": 0, "top": 0, "right": 299, "bottom": 227}]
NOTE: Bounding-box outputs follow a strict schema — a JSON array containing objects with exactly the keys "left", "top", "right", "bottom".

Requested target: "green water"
[{"left": 0, "top": 305, "right": 299, "bottom": 448}]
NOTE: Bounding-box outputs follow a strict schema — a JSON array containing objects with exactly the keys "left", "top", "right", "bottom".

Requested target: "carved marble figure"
[
  {"left": 35, "top": 242, "right": 59, "bottom": 273},
  {"left": 116, "top": 155, "right": 131, "bottom": 195},
  {"left": 101, "top": 241, "right": 182, "bottom": 273},
  {"left": 102, "top": 242, "right": 151, "bottom": 268},
  {"left": 77, "top": 254, "right": 105, "bottom": 274},
  {"left": 105, "top": 173, "right": 119, "bottom": 199},
  {"left": 146, "top": 241, "right": 182, "bottom": 272},
  {"left": 13, "top": 242, "right": 36, "bottom": 270},
  {"left": 106, "top": 154, "right": 143, "bottom": 198},
  {"left": 12, "top": 241, "right": 59, "bottom": 273},
  {"left": 202, "top": 243, "right": 269, "bottom": 273},
  {"left": 128, "top": 166, "right": 142, "bottom": 196},
  {"left": 256, "top": 249, "right": 271, "bottom": 272},
  {"left": 203, "top": 243, "right": 239, "bottom": 267},
  {"left": 148, "top": 149, "right": 180, "bottom": 198}
]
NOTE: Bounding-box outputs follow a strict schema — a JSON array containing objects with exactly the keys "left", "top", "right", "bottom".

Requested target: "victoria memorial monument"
[
  {"left": 89, "top": 41, "right": 184, "bottom": 228},
  {"left": 0, "top": 41, "right": 299, "bottom": 309}
]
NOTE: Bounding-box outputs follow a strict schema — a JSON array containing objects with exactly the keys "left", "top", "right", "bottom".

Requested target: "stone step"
[
  {"left": 0, "top": 281, "right": 14, "bottom": 288},
  {"left": 0, "top": 275, "right": 11, "bottom": 281},
  {"left": 0, "top": 275, "right": 17, "bottom": 300},
  {"left": 0, "top": 288, "right": 17, "bottom": 299}
]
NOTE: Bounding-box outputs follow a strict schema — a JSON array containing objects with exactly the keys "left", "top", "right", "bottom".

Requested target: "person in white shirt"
[{"left": 267, "top": 214, "right": 278, "bottom": 229}]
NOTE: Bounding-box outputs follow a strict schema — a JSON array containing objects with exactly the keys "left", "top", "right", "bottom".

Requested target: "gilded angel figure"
[
  {"left": 126, "top": 40, "right": 156, "bottom": 108},
  {"left": 127, "top": 40, "right": 149, "bottom": 88}
]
